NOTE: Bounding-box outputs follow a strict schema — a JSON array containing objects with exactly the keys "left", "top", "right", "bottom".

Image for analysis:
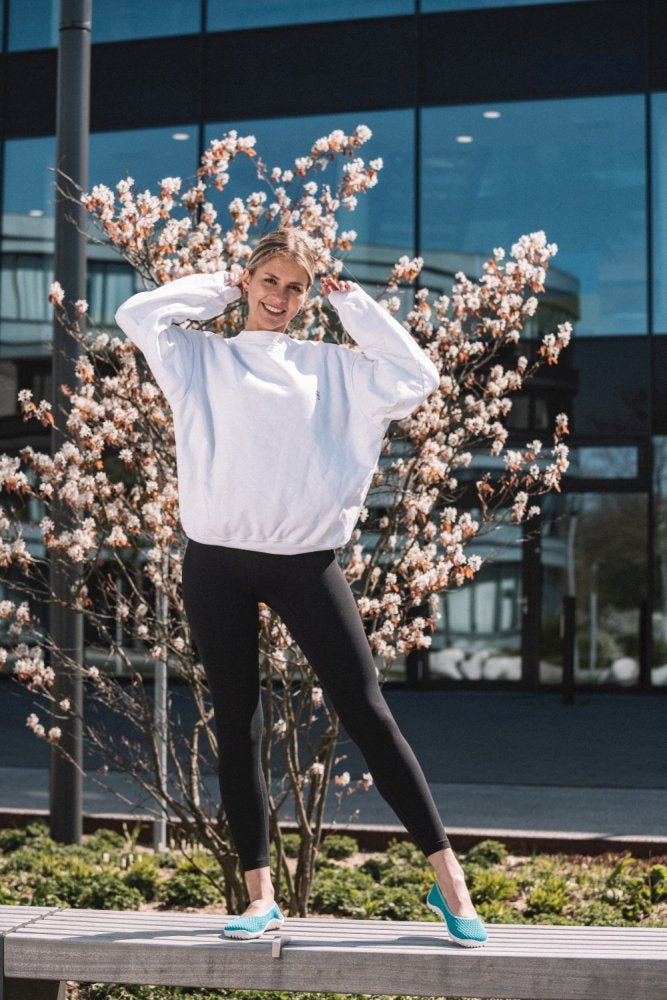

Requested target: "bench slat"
[
  {"left": 0, "top": 908, "right": 55, "bottom": 934},
  {"left": 2, "top": 906, "right": 665, "bottom": 1000}
]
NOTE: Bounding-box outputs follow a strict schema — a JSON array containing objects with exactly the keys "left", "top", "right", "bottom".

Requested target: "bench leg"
[{"left": 2, "top": 978, "right": 66, "bottom": 1000}]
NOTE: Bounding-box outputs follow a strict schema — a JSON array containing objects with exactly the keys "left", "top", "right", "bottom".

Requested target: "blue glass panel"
[
  {"left": 1, "top": 127, "right": 198, "bottom": 218},
  {"left": 8, "top": 0, "right": 200, "bottom": 49},
  {"left": 565, "top": 446, "right": 639, "bottom": 480},
  {"left": 652, "top": 93, "right": 667, "bottom": 334},
  {"left": 207, "top": 0, "right": 413, "bottom": 31},
  {"left": 89, "top": 125, "right": 199, "bottom": 199},
  {"left": 422, "top": 0, "right": 587, "bottom": 9},
  {"left": 8, "top": 0, "right": 58, "bottom": 50},
  {"left": 204, "top": 110, "right": 414, "bottom": 283},
  {"left": 421, "top": 96, "right": 646, "bottom": 336},
  {"left": 0, "top": 127, "right": 198, "bottom": 355}
]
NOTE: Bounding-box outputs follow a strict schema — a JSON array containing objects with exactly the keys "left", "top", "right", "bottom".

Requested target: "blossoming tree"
[{"left": 0, "top": 124, "right": 570, "bottom": 914}]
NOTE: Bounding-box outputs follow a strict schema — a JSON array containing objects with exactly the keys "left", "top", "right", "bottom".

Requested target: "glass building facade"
[{"left": 0, "top": 0, "right": 665, "bottom": 692}]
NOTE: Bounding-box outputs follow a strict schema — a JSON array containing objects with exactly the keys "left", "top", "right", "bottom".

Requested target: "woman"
[{"left": 114, "top": 227, "right": 487, "bottom": 947}]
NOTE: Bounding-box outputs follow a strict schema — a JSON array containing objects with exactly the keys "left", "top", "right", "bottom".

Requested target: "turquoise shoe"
[
  {"left": 222, "top": 901, "right": 285, "bottom": 939},
  {"left": 426, "top": 880, "right": 488, "bottom": 947}
]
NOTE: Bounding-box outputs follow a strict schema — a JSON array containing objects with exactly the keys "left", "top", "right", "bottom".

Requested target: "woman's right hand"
[
  {"left": 320, "top": 275, "right": 356, "bottom": 296},
  {"left": 225, "top": 269, "right": 245, "bottom": 293}
]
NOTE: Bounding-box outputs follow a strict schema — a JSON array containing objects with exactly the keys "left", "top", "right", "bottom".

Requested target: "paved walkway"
[{"left": 1, "top": 681, "right": 665, "bottom": 843}]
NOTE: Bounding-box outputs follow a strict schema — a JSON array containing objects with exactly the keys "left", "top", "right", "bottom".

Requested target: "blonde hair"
[{"left": 246, "top": 227, "right": 317, "bottom": 291}]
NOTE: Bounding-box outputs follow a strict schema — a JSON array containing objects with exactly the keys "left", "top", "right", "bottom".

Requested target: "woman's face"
[
  {"left": 241, "top": 255, "right": 310, "bottom": 333},
  {"left": 241, "top": 256, "right": 308, "bottom": 333}
]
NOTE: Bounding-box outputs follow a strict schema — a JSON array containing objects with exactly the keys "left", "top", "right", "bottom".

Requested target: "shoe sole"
[
  {"left": 426, "top": 900, "right": 488, "bottom": 948},
  {"left": 223, "top": 917, "right": 284, "bottom": 939}
]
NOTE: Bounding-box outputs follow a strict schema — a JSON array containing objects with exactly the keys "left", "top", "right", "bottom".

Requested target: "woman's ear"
[{"left": 240, "top": 267, "right": 250, "bottom": 294}]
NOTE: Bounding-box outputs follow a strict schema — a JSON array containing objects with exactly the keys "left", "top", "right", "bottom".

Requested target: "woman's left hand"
[{"left": 320, "top": 275, "right": 356, "bottom": 296}]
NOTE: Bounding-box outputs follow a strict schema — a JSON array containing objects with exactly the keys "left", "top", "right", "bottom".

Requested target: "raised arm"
[
  {"left": 114, "top": 269, "right": 242, "bottom": 405},
  {"left": 325, "top": 279, "right": 440, "bottom": 425}
]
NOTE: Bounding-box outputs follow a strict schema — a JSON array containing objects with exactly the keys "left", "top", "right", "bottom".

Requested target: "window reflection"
[
  {"left": 8, "top": 0, "right": 200, "bottom": 49},
  {"left": 2, "top": 136, "right": 56, "bottom": 219},
  {"left": 541, "top": 491, "right": 647, "bottom": 687},
  {"left": 207, "top": 0, "right": 413, "bottom": 32},
  {"left": 422, "top": 0, "right": 589, "bottom": 9},
  {"left": 421, "top": 96, "right": 646, "bottom": 336},
  {"left": 89, "top": 126, "right": 199, "bottom": 201},
  {"left": 564, "top": 446, "right": 639, "bottom": 480},
  {"left": 652, "top": 93, "right": 667, "bottom": 334},
  {"left": 0, "top": 127, "right": 198, "bottom": 355},
  {"left": 652, "top": 437, "right": 667, "bottom": 687},
  {"left": 205, "top": 110, "right": 414, "bottom": 282}
]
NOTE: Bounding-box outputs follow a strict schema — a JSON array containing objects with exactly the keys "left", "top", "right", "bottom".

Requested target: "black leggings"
[{"left": 181, "top": 538, "right": 451, "bottom": 870}]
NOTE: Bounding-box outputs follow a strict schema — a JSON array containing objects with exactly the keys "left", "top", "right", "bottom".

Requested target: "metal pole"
[
  {"left": 48, "top": 0, "right": 91, "bottom": 844},
  {"left": 589, "top": 560, "right": 598, "bottom": 675},
  {"left": 153, "top": 549, "right": 169, "bottom": 853}
]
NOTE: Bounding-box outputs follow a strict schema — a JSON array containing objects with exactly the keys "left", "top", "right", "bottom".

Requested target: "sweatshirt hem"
[{"left": 184, "top": 530, "right": 339, "bottom": 555}]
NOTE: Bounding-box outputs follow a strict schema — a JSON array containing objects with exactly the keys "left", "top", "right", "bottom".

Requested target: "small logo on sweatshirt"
[{"left": 316, "top": 390, "right": 321, "bottom": 400}]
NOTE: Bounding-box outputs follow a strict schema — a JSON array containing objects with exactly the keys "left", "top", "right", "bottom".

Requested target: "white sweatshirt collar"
[{"left": 236, "top": 329, "right": 291, "bottom": 343}]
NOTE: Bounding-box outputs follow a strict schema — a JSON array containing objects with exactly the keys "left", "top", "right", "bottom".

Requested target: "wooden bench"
[{"left": 1, "top": 904, "right": 665, "bottom": 1000}]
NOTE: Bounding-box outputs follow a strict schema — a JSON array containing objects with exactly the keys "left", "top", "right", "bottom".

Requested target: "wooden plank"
[
  {"left": 0, "top": 908, "right": 56, "bottom": 932},
  {"left": 1, "top": 908, "right": 67, "bottom": 1000},
  {"left": 3, "top": 908, "right": 666, "bottom": 1000}
]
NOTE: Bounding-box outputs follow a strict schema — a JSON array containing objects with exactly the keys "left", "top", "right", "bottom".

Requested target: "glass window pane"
[
  {"left": 1, "top": 136, "right": 57, "bottom": 355},
  {"left": 89, "top": 125, "right": 199, "bottom": 199},
  {"left": 541, "top": 491, "right": 647, "bottom": 687},
  {"left": 566, "top": 446, "right": 639, "bottom": 480},
  {"left": 8, "top": 0, "right": 201, "bottom": 49},
  {"left": 652, "top": 93, "right": 667, "bottom": 334},
  {"left": 569, "top": 335, "right": 649, "bottom": 437},
  {"left": 422, "top": 0, "right": 588, "bottom": 8},
  {"left": 207, "top": 0, "right": 413, "bottom": 32},
  {"left": 0, "top": 127, "right": 198, "bottom": 355},
  {"left": 204, "top": 110, "right": 414, "bottom": 279},
  {"left": 653, "top": 437, "right": 667, "bottom": 687},
  {"left": 421, "top": 96, "right": 647, "bottom": 335},
  {"left": 2, "top": 136, "right": 56, "bottom": 218}
]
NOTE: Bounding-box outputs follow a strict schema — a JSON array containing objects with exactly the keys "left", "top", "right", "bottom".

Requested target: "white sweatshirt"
[{"left": 114, "top": 270, "right": 440, "bottom": 554}]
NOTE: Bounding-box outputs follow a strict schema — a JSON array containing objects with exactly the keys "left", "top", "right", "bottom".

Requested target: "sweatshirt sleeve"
[
  {"left": 327, "top": 282, "right": 440, "bottom": 425},
  {"left": 114, "top": 270, "right": 242, "bottom": 405}
]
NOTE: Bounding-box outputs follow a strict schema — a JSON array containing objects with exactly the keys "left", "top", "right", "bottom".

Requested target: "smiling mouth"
[{"left": 262, "top": 303, "right": 285, "bottom": 316}]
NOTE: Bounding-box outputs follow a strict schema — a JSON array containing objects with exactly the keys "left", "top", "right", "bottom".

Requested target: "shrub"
[
  {"left": 281, "top": 833, "right": 301, "bottom": 858},
  {"left": 123, "top": 856, "right": 161, "bottom": 901},
  {"left": 363, "top": 884, "right": 425, "bottom": 920},
  {"left": 321, "top": 834, "right": 358, "bottom": 860},
  {"left": 31, "top": 869, "right": 143, "bottom": 910},
  {"left": 524, "top": 874, "right": 572, "bottom": 917},
  {"left": 386, "top": 839, "right": 425, "bottom": 867},
  {"left": 573, "top": 900, "right": 630, "bottom": 926},
  {"left": 0, "top": 821, "right": 51, "bottom": 855},
  {"left": 85, "top": 829, "right": 126, "bottom": 856},
  {"left": 78, "top": 872, "right": 145, "bottom": 910},
  {"left": 464, "top": 838, "right": 509, "bottom": 868},
  {"left": 605, "top": 856, "right": 653, "bottom": 921},
  {"left": 468, "top": 866, "right": 518, "bottom": 905},
  {"left": 357, "top": 856, "right": 392, "bottom": 881},
  {"left": 648, "top": 863, "right": 667, "bottom": 903},
  {"left": 157, "top": 865, "right": 223, "bottom": 909},
  {"left": 310, "top": 867, "right": 374, "bottom": 917}
]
